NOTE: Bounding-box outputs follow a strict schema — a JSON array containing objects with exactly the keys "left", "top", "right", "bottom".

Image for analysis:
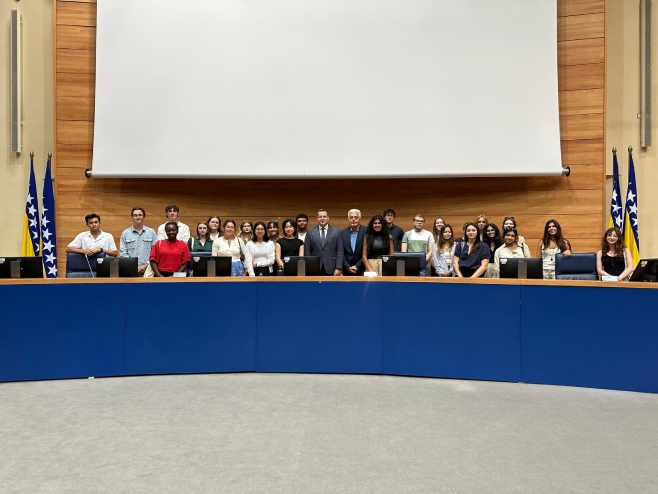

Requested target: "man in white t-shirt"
[
  {"left": 156, "top": 204, "right": 190, "bottom": 241},
  {"left": 401, "top": 213, "right": 435, "bottom": 276},
  {"left": 66, "top": 213, "right": 119, "bottom": 257}
]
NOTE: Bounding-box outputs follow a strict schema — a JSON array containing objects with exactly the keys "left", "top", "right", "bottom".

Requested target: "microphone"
[{"left": 85, "top": 254, "right": 95, "bottom": 278}]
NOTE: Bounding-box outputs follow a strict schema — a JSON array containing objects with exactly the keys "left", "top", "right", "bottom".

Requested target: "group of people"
[{"left": 64, "top": 205, "right": 635, "bottom": 281}]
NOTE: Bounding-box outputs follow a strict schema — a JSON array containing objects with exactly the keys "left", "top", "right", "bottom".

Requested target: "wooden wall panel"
[
  {"left": 56, "top": 2, "right": 96, "bottom": 27},
  {"left": 560, "top": 114, "right": 604, "bottom": 140},
  {"left": 56, "top": 72, "right": 95, "bottom": 98},
  {"left": 558, "top": 63, "right": 604, "bottom": 91},
  {"left": 558, "top": 38, "right": 605, "bottom": 66},
  {"left": 54, "top": 0, "right": 606, "bottom": 273},
  {"left": 56, "top": 49, "right": 95, "bottom": 74},
  {"left": 560, "top": 139, "right": 604, "bottom": 164},
  {"left": 558, "top": 0, "right": 604, "bottom": 17},
  {"left": 56, "top": 121, "right": 93, "bottom": 145},
  {"left": 57, "top": 96, "right": 94, "bottom": 121},
  {"left": 56, "top": 25, "right": 96, "bottom": 51},
  {"left": 559, "top": 88, "right": 604, "bottom": 115},
  {"left": 557, "top": 13, "right": 604, "bottom": 41}
]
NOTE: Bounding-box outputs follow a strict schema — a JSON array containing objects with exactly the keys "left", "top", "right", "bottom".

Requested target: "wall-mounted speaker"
[
  {"left": 11, "top": 9, "right": 22, "bottom": 153},
  {"left": 641, "top": 0, "right": 652, "bottom": 148}
]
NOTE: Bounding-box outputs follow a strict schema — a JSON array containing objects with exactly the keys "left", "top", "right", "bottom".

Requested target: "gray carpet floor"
[{"left": 1, "top": 373, "right": 657, "bottom": 494}]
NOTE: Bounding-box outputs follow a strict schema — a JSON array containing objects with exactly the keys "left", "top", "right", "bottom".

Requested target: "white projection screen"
[{"left": 92, "top": 0, "right": 562, "bottom": 178}]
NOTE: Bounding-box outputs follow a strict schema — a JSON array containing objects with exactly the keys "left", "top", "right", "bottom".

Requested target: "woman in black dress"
[
  {"left": 596, "top": 227, "right": 634, "bottom": 280},
  {"left": 363, "top": 215, "right": 394, "bottom": 275},
  {"left": 482, "top": 223, "right": 502, "bottom": 277},
  {"left": 276, "top": 218, "right": 304, "bottom": 270}
]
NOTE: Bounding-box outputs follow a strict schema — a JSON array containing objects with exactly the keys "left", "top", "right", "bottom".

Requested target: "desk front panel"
[
  {"left": 0, "top": 283, "right": 126, "bottom": 382},
  {"left": 382, "top": 283, "right": 521, "bottom": 382},
  {"left": 521, "top": 285, "right": 658, "bottom": 393}
]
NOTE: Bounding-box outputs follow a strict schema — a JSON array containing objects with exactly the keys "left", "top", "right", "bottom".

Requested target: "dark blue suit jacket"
[
  {"left": 304, "top": 225, "right": 344, "bottom": 273},
  {"left": 340, "top": 225, "right": 367, "bottom": 275}
]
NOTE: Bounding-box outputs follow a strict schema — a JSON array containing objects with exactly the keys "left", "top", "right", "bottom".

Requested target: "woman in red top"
[{"left": 149, "top": 222, "right": 190, "bottom": 277}]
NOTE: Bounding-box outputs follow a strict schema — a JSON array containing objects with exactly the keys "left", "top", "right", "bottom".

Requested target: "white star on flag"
[
  {"left": 615, "top": 217, "right": 622, "bottom": 227},
  {"left": 42, "top": 216, "right": 50, "bottom": 228},
  {"left": 46, "top": 253, "right": 56, "bottom": 264},
  {"left": 42, "top": 229, "right": 52, "bottom": 240},
  {"left": 43, "top": 240, "right": 54, "bottom": 252},
  {"left": 627, "top": 190, "right": 636, "bottom": 202},
  {"left": 28, "top": 205, "right": 37, "bottom": 216},
  {"left": 47, "top": 266, "right": 57, "bottom": 276},
  {"left": 629, "top": 204, "right": 638, "bottom": 215}
]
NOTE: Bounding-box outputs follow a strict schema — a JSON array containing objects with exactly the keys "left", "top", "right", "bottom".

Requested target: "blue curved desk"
[{"left": 1, "top": 278, "right": 656, "bottom": 393}]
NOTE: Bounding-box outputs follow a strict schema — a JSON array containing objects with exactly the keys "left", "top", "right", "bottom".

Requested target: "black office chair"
[
  {"left": 555, "top": 252, "right": 597, "bottom": 280},
  {"left": 65, "top": 252, "right": 106, "bottom": 278}
]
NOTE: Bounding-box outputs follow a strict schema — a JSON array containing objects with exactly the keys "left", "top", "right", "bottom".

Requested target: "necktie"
[{"left": 321, "top": 227, "right": 326, "bottom": 241}]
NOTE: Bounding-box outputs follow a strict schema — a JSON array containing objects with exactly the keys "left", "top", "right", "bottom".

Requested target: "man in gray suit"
[
  {"left": 304, "top": 209, "right": 344, "bottom": 276},
  {"left": 340, "top": 209, "right": 367, "bottom": 276}
]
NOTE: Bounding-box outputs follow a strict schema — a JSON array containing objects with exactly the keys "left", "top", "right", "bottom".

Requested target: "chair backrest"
[
  {"left": 555, "top": 252, "right": 597, "bottom": 280},
  {"left": 65, "top": 252, "right": 106, "bottom": 278}
]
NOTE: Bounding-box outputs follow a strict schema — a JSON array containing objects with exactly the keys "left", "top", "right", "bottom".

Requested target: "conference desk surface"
[
  {"left": 1, "top": 277, "right": 656, "bottom": 393},
  {"left": 1, "top": 276, "right": 657, "bottom": 288}
]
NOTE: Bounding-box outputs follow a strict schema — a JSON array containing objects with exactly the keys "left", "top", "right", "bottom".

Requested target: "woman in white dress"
[
  {"left": 431, "top": 224, "right": 455, "bottom": 277},
  {"left": 536, "top": 219, "right": 572, "bottom": 279},
  {"left": 247, "top": 221, "right": 276, "bottom": 276},
  {"left": 212, "top": 219, "right": 254, "bottom": 277}
]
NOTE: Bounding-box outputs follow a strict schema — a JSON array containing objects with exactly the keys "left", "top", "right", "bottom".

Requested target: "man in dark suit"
[
  {"left": 304, "top": 209, "right": 344, "bottom": 276},
  {"left": 340, "top": 209, "right": 367, "bottom": 276}
]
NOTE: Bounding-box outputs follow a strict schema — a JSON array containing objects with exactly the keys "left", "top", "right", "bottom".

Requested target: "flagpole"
[
  {"left": 612, "top": 147, "right": 616, "bottom": 156},
  {"left": 623, "top": 145, "right": 640, "bottom": 268}
]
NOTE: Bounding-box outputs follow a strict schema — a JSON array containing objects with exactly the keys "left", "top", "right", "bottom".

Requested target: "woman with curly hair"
[
  {"left": 596, "top": 227, "right": 634, "bottom": 280},
  {"left": 362, "top": 215, "right": 394, "bottom": 275},
  {"left": 537, "top": 219, "right": 572, "bottom": 279}
]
